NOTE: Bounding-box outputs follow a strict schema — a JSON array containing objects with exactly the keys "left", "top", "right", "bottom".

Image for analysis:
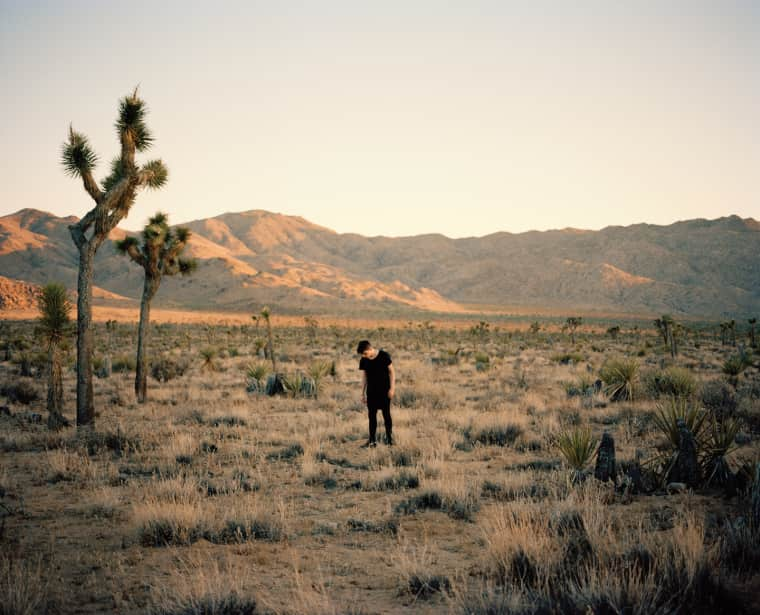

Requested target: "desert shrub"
[
  {"left": 406, "top": 574, "right": 451, "bottom": 599},
  {"left": 347, "top": 518, "right": 399, "bottom": 534},
  {"left": 564, "top": 375, "right": 598, "bottom": 398},
  {"left": 644, "top": 366, "right": 696, "bottom": 399},
  {"left": 551, "top": 352, "right": 585, "bottom": 365},
  {"left": 599, "top": 358, "right": 639, "bottom": 401},
  {"left": 395, "top": 389, "right": 417, "bottom": 408},
  {"left": 481, "top": 480, "right": 549, "bottom": 501},
  {"left": 723, "top": 353, "right": 750, "bottom": 385},
  {"left": 700, "top": 379, "right": 737, "bottom": 420},
  {"left": 150, "top": 594, "right": 258, "bottom": 615},
  {"left": 719, "top": 520, "right": 760, "bottom": 574},
  {"left": 208, "top": 415, "right": 247, "bottom": 428},
  {"left": 395, "top": 483, "right": 479, "bottom": 521},
  {"left": 364, "top": 469, "right": 419, "bottom": 491},
  {"left": 151, "top": 358, "right": 188, "bottom": 383},
  {"left": 82, "top": 428, "right": 141, "bottom": 457},
  {"left": 266, "top": 443, "right": 303, "bottom": 461},
  {"left": 0, "top": 552, "right": 49, "bottom": 615},
  {"left": 474, "top": 352, "right": 490, "bottom": 371},
  {"left": 213, "top": 518, "right": 284, "bottom": 543},
  {"left": 0, "top": 380, "right": 39, "bottom": 405},
  {"left": 111, "top": 354, "right": 136, "bottom": 373},
  {"left": 466, "top": 424, "right": 523, "bottom": 447}
]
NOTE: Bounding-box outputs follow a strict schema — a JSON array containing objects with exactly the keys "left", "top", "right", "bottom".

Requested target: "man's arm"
[
  {"left": 361, "top": 370, "right": 367, "bottom": 402},
  {"left": 388, "top": 363, "right": 395, "bottom": 399}
]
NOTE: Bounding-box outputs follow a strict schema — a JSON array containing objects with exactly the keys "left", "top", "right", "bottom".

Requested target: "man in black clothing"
[{"left": 357, "top": 340, "right": 395, "bottom": 447}]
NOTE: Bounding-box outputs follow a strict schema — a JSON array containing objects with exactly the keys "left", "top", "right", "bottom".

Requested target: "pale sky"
[{"left": 1, "top": 1, "right": 758, "bottom": 237}]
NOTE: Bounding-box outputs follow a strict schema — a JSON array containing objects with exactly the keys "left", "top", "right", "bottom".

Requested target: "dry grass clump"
[
  {"left": 44, "top": 447, "right": 103, "bottom": 485},
  {"left": 149, "top": 554, "right": 258, "bottom": 615},
  {"left": 0, "top": 551, "right": 50, "bottom": 615},
  {"left": 470, "top": 502, "right": 745, "bottom": 615},
  {"left": 134, "top": 493, "right": 289, "bottom": 547},
  {"left": 392, "top": 538, "right": 452, "bottom": 599},
  {"left": 463, "top": 407, "right": 529, "bottom": 447},
  {"left": 361, "top": 466, "right": 420, "bottom": 491},
  {"left": 395, "top": 472, "right": 480, "bottom": 520}
]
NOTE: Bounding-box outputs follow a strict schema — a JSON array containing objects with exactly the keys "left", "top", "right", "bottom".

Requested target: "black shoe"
[
  {"left": 361, "top": 440, "right": 377, "bottom": 449},
  {"left": 384, "top": 435, "right": 394, "bottom": 446}
]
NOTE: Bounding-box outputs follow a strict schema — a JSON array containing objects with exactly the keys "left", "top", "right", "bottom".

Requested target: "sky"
[{"left": 1, "top": 1, "right": 758, "bottom": 237}]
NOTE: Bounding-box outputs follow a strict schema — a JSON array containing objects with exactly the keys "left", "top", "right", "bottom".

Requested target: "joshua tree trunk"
[
  {"left": 73, "top": 241, "right": 97, "bottom": 427},
  {"left": 135, "top": 277, "right": 159, "bottom": 403}
]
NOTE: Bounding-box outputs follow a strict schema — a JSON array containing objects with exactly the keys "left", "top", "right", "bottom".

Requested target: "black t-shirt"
[{"left": 359, "top": 349, "right": 392, "bottom": 398}]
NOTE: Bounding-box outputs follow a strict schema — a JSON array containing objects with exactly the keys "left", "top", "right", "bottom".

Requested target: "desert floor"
[{"left": 1, "top": 316, "right": 759, "bottom": 614}]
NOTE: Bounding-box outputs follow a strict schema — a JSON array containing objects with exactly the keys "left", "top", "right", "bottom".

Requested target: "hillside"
[{"left": 0, "top": 208, "right": 758, "bottom": 318}]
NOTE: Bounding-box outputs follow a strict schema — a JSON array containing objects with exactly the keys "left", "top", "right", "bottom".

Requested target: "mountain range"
[{"left": 0, "top": 208, "right": 758, "bottom": 318}]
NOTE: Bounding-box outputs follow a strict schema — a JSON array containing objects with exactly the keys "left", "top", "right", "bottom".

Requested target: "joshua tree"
[
  {"left": 565, "top": 317, "right": 582, "bottom": 345},
  {"left": 62, "top": 88, "right": 167, "bottom": 427},
  {"left": 261, "top": 307, "right": 276, "bottom": 373},
  {"left": 750, "top": 318, "right": 757, "bottom": 348},
  {"left": 655, "top": 314, "right": 678, "bottom": 357},
  {"left": 116, "top": 213, "right": 195, "bottom": 403},
  {"left": 36, "top": 283, "right": 73, "bottom": 430}
]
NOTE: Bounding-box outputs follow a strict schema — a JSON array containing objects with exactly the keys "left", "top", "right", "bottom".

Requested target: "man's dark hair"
[{"left": 357, "top": 340, "right": 371, "bottom": 354}]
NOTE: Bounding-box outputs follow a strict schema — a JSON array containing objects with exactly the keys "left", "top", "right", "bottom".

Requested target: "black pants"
[{"left": 367, "top": 398, "right": 392, "bottom": 443}]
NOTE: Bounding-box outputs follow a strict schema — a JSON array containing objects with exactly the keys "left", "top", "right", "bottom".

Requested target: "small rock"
[
  {"left": 0, "top": 405, "right": 10, "bottom": 416},
  {"left": 666, "top": 482, "right": 688, "bottom": 494}
]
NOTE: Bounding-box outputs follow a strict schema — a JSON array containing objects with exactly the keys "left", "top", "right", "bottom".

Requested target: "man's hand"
[
  {"left": 361, "top": 394, "right": 367, "bottom": 404},
  {"left": 388, "top": 387, "right": 395, "bottom": 400}
]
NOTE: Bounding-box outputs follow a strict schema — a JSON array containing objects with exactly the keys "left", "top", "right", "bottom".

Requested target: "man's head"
[{"left": 357, "top": 340, "right": 374, "bottom": 358}]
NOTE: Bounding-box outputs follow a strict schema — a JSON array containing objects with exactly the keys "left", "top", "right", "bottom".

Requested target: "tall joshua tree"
[
  {"left": 62, "top": 88, "right": 167, "bottom": 426},
  {"left": 37, "top": 283, "right": 73, "bottom": 430},
  {"left": 116, "top": 213, "right": 195, "bottom": 403}
]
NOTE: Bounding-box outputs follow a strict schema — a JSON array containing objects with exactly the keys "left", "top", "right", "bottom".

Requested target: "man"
[{"left": 357, "top": 340, "right": 395, "bottom": 447}]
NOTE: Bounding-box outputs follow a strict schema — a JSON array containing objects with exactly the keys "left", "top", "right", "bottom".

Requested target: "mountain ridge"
[{"left": 0, "top": 208, "right": 757, "bottom": 318}]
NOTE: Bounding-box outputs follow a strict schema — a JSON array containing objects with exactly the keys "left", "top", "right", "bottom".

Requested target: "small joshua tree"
[
  {"left": 36, "top": 283, "right": 73, "bottom": 429},
  {"left": 565, "top": 317, "right": 582, "bottom": 345},
  {"left": 116, "top": 213, "right": 195, "bottom": 402},
  {"left": 261, "top": 307, "right": 276, "bottom": 373},
  {"left": 748, "top": 318, "right": 757, "bottom": 349},
  {"left": 62, "top": 87, "right": 167, "bottom": 427}
]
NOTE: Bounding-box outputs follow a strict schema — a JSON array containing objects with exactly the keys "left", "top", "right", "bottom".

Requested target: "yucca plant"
[
  {"left": 245, "top": 362, "right": 268, "bottom": 394},
  {"left": 36, "top": 283, "right": 73, "bottom": 429},
  {"left": 702, "top": 417, "right": 741, "bottom": 487},
  {"left": 599, "top": 358, "right": 639, "bottom": 402},
  {"left": 308, "top": 360, "right": 332, "bottom": 397},
  {"left": 246, "top": 362, "right": 268, "bottom": 389},
  {"left": 647, "top": 398, "right": 708, "bottom": 482},
  {"left": 722, "top": 353, "right": 749, "bottom": 387},
  {"left": 652, "top": 398, "right": 708, "bottom": 451},
  {"left": 281, "top": 372, "right": 306, "bottom": 398},
  {"left": 556, "top": 427, "right": 597, "bottom": 484},
  {"left": 200, "top": 347, "right": 218, "bottom": 372}
]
